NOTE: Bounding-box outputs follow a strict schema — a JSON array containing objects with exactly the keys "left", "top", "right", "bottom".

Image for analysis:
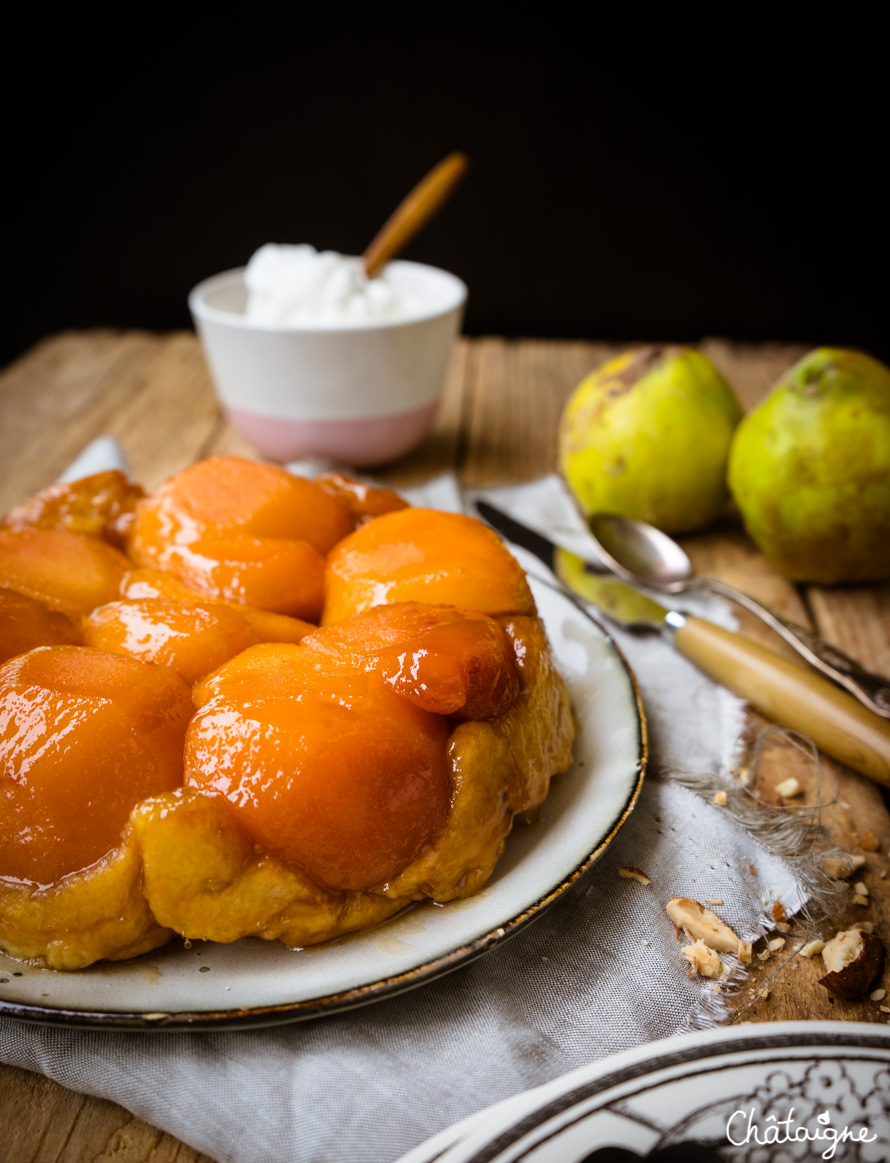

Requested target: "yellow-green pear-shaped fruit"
[
  {"left": 728, "top": 347, "right": 890, "bottom": 584},
  {"left": 558, "top": 347, "right": 743, "bottom": 534}
]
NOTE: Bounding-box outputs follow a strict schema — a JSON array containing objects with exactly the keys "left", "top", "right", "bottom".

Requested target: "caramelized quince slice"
[
  {"left": 128, "top": 458, "right": 350, "bottom": 619},
  {"left": 119, "top": 568, "right": 314, "bottom": 643},
  {"left": 315, "top": 472, "right": 409, "bottom": 527},
  {"left": 161, "top": 537, "right": 326, "bottom": 620},
  {"left": 0, "top": 528, "right": 130, "bottom": 617},
  {"left": 2, "top": 470, "right": 145, "bottom": 549},
  {"left": 386, "top": 614, "right": 575, "bottom": 902},
  {"left": 130, "top": 456, "right": 352, "bottom": 556},
  {"left": 323, "top": 509, "right": 535, "bottom": 625},
  {"left": 83, "top": 598, "right": 263, "bottom": 684},
  {"left": 186, "top": 644, "right": 451, "bottom": 892},
  {"left": 0, "top": 646, "right": 192, "bottom": 885},
  {"left": 120, "top": 566, "right": 212, "bottom": 603},
  {"left": 301, "top": 602, "right": 521, "bottom": 719},
  {"left": 0, "top": 587, "right": 81, "bottom": 664}
]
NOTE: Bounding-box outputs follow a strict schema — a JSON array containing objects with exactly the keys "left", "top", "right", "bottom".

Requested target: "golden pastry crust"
[
  {"left": 0, "top": 834, "right": 171, "bottom": 971},
  {"left": 131, "top": 789, "right": 408, "bottom": 947}
]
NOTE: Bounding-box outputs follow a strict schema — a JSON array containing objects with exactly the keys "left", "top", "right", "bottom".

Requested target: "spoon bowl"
[{"left": 587, "top": 513, "right": 693, "bottom": 593}]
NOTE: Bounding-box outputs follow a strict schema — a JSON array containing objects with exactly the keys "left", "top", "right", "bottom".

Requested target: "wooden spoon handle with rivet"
[{"left": 363, "top": 152, "right": 469, "bottom": 279}]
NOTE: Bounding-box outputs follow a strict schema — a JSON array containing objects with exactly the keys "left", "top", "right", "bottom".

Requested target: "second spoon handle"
[
  {"left": 674, "top": 616, "right": 890, "bottom": 784},
  {"left": 699, "top": 576, "right": 890, "bottom": 719}
]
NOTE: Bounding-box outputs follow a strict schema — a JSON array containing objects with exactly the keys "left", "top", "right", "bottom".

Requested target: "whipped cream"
[{"left": 243, "top": 244, "right": 411, "bottom": 327}]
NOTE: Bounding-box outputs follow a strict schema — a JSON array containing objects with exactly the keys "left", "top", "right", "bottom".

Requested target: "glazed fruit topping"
[{"left": 0, "top": 647, "right": 192, "bottom": 885}]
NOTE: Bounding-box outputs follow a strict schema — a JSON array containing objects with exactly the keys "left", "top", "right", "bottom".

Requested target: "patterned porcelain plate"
[
  {"left": 398, "top": 1021, "right": 890, "bottom": 1163},
  {"left": 0, "top": 576, "right": 646, "bottom": 1030}
]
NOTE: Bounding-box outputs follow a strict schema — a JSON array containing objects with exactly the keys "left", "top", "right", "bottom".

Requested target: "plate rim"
[
  {"left": 0, "top": 584, "right": 647, "bottom": 1032},
  {"left": 444, "top": 1020, "right": 890, "bottom": 1163}
]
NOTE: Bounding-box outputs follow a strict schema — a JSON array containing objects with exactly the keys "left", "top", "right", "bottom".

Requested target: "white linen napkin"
[{"left": 0, "top": 446, "right": 809, "bottom": 1163}]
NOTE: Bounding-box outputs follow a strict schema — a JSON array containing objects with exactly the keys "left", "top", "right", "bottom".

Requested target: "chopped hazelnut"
[
  {"left": 772, "top": 900, "right": 787, "bottom": 924},
  {"left": 705, "top": 898, "right": 724, "bottom": 906},
  {"left": 775, "top": 922, "right": 791, "bottom": 934},
  {"left": 871, "top": 988, "right": 887, "bottom": 1002},
  {"left": 819, "top": 928, "right": 885, "bottom": 999},
  {"left": 618, "top": 866, "right": 652, "bottom": 885},
  {"left": 858, "top": 831, "right": 880, "bottom": 852},
  {"left": 683, "top": 939, "right": 725, "bottom": 980},
  {"left": 665, "top": 897, "right": 746, "bottom": 957},
  {"left": 775, "top": 777, "right": 802, "bottom": 798},
  {"left": 853, "top": 881, "right": 869, "bottom": 897},
  {"left": 767, "top": 937, "right": 786, "bottom": 952},
  {"left": 852, "top": 895, "right": 870, "bottom": 907},
  {"left": 823, "top": 930, "right": 863, "bottom": 973},
  {"left": 799, "top": 939, "right": 825, "bottom": 958},
  {"left": 822, "top": 854, "right": 867, "bottom": 880},
  {"left": 713, "top": 791, "right": 727, "bottom": 806}
]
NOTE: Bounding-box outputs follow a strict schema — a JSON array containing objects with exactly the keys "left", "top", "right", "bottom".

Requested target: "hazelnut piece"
[{"left": 819, "top": 929, "right": 885, "bottom": 1000}]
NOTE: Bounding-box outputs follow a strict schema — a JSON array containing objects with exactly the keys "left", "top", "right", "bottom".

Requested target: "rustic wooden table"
[{"left": 1, "top": 332, "right": 888, "bottom": 1162}]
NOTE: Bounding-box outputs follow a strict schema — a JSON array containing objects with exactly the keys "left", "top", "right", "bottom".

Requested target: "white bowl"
[{"left": 188, "top": 261, "right": 466, "bottom": 466}]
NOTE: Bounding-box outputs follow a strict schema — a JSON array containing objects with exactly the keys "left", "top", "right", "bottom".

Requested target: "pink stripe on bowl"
[{"left": 225, "top": 403, "right": 439, "bottom": 467}]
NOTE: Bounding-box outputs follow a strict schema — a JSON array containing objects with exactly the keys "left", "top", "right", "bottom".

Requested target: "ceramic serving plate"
[
  {"left": 0, "top": 577, "right": 646, "bottom": 1031},
  {"left": 398, "top": 1021, "right": 890, "bottom": 1163}
]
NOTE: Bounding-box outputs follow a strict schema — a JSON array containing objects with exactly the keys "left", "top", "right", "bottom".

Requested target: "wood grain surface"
[{"left": 1, "top": 332, "right": 888, "bottom": 1162}]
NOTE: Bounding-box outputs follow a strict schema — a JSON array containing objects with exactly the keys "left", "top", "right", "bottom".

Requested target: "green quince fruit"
[
  {"left": 558, "top": 347, "right": 743, "bottom": 534},
  {"left": 727, "top": 347, "right": 890, "bottom": 584}
]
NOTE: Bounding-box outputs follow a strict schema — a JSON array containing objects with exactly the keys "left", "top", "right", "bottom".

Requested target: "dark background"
[{"left": 4, "top": 9, "right": 888, "bottom": 367}]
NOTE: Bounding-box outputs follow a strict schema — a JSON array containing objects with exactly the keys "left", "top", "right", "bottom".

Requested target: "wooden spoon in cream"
[{"left": 363, "top": 152, "right": 469, "bottom": 279}]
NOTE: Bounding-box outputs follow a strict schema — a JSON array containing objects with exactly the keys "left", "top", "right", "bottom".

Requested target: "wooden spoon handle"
[
  {"left": 675, "top": 615, "right": 890, "bottom": 785},
  {"left": 363, "top": 152, "right": 469, "bottom": 279}
]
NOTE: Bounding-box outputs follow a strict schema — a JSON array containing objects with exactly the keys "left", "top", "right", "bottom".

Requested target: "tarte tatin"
[{"left": 0, "top": 457, "right": 574, "bottom": 970}]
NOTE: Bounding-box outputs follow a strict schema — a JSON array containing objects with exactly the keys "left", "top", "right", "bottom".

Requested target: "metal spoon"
[{"left": 586, "top": 512, "right": 890, "bottom": 719}]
